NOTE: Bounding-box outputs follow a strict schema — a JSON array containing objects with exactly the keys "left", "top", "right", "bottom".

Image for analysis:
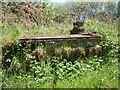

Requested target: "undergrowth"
[{"left": 1, "top": 19, "right": 119, "bottom": 88}]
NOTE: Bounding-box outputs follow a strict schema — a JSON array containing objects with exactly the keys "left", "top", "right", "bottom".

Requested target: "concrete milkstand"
[{"left": 19, "top": 22, "right": 101, "bottom": 57}]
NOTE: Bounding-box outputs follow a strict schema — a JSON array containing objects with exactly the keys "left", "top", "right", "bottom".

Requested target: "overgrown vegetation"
[{"left": 1, "top": 1, "right": 119, "bottom": 88}]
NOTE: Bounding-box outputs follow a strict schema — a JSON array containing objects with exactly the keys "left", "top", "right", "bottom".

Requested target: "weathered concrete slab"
[{"left": 19, "top": 33, "right": 101, "bottom": 41}]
